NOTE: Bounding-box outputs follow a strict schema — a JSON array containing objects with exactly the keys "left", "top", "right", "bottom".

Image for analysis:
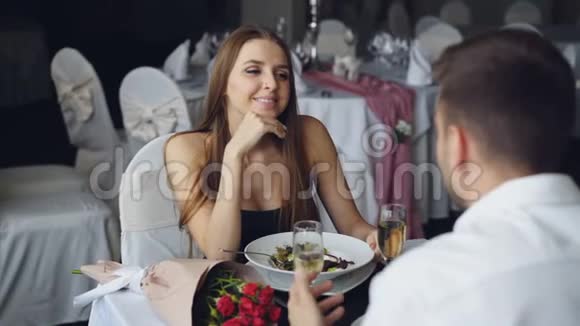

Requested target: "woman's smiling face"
[{"left": 225, "top": 38, "right": 291, "bottom": 119}]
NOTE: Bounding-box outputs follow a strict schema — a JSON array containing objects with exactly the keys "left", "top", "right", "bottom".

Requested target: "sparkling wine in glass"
[
  {"left": 378, "top": 204, "right": 407, "bottom": 262},
  {"left": 293, "top": 220, "right": 324, "bottom": 273}
]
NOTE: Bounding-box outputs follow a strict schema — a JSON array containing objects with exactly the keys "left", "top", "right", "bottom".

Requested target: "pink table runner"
[{"left": 304, "top": 71, "right": 424, "bottom": 239}]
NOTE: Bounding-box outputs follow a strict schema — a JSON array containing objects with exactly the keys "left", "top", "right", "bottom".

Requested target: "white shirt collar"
[{"left": 455, "top": 173, "right": 580, "bottom": 232}]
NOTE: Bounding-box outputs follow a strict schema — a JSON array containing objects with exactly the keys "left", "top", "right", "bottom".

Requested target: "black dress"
[{"left": 239, "top": 208, "right": 282, "bottom": 252}]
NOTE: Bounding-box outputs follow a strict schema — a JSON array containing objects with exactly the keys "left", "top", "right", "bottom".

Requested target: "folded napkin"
[
  {"left": 332, "top": 54, "right": 362, "bottom": 82},
  {"left": 190, "top": 33, "right": 211, "bottom": 66},
  {"left": 163, "top": 40, "right": 190, "bottom": 81}
]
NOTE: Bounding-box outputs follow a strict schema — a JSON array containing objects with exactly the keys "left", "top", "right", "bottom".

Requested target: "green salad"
[{"left": 269, "top": 245, "right": 354, "bottom": 272}]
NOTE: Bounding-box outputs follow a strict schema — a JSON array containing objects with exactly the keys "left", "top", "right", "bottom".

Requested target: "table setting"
[{"left": 77, "top": 202, "right": 426, "bottom": 326}]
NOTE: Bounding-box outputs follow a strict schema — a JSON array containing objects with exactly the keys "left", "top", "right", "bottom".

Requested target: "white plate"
[
  {"left": 245, "top": 232, "right": 374, "bottom": 281},
  {"left": 248, "top": 261, "right": 376, "bottom": 295}
]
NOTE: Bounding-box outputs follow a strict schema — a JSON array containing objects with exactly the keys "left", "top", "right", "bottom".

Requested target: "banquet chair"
[
  {"left": 414, "top": 16, "right": 443, "bottom": 36},
  {"left": 163, "top": 39, "right": 190, "bottom": 81},
  {"left": 407, "top": 21, "right": 462, "bottom": 86},
  {"left": 317, "top": 19, "right": 356, "bottom": 62},
  {"left": 50, "top": 48, "right": 124, "bottom": 201},
  {"left": 0, "top": 191, "right": 119, "bottom": 325},
  {"left": 119, "top": 133, "right": 202, "bottom": 268},
  {"left": 440, "top": 0, "right": 472, "bottom": 27},
  {"left": 119, "top": 67, "right": 192, "bottom": 159},
  {"left": 505, "top": 1, "right": 542, "bottom": 25}
]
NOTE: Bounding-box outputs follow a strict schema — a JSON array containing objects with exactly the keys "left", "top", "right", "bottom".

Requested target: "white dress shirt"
[{"left": 363, "top": 174, "right": 580, "bottom": 326}]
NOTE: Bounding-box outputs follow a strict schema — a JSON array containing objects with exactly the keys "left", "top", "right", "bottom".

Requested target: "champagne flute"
[
  {"left": 378, "top": 204, "right": 407, "bottom": 262},
  {"left": 293, "top": 220, "right": 324, "bottom": 274}
]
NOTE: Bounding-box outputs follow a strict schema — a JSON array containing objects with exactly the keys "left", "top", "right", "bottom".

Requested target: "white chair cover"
[
  {"left": 317, "top": 19, "right": 355, "bottom": 62},
  {"left": 415, "top": 16, "right": 443, "bottom": 36},
  {"left": 387, "top": 1, "right": 411, "bottom": 37},
  {"left": 51, "top": 48, "right": 122, "bottom": 201},
  {"left": 0, "top": 191, "right": 119, "bottom": 325},
  {"left": 407, "top": 22, "right": 463, "bottom": 86},
  {"left": 119, "top": 134, "right": 202, "bottom": 268},
  {"left": 502, "top": 22, "right": 542, "bottom": 35},
  {"left": 505, "top": 1, "right": 542, "bottom": 25},
  {"left": 0, "top": 165, "right": 87, "bottom": 200},
  {"left": 163, "top": 39, "right": 190, "bottom": 81},
  {"left": 51, "top": 48, "right": 119, "bottom": 153},
  {"left": 120, "top": 67, "right": 191, "bottom": 157},
  {"left": 406, "top": 41, "right": 435, "bottom": 86},
  {"left": 440, "top": 0, "right": 472, "bottom": 26}
]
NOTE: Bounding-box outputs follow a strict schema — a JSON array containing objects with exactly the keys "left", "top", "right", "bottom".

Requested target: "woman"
[{"left": 165, "top": 25, "right": 378, "bottom": 260}]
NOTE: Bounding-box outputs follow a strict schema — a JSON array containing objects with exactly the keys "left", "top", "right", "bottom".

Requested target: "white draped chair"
[
  {"left": 317, "top": 19, "right": 356, "bottom": 62},
  {"left": 407, "top": 21, "right": 463, "bottom": 86},
  {"left": 502, "top": 22, "right": 542, "bottom": 34},
  {"left": 119, "top": 133, "right": 202, "bottom": 268},
  {"left": 440, "top": 0, "right": 472, "bottom": 27},
  {"left": 415, "top": 16, "right": 443, "bottom": 36},
  {"left": 120, "top": 67, "right": 192, "bottom": 158},
  {"left": 51, "top": 48, "right": 122, "bottom": 196},
  {"left": 505, "top": 1, "right": 543, "bottom": 25},
  {"left": 0, "top": 191, "right": 119, "bottom": 325},
  {"left": 163, "top": 39, "right": 190, "bottom": 81},
  {"left": 1, "top": 47, "right": 123, "bottom": 201},
  {"left": 0, "top": 48, "right": 122, "bottom": 326}
]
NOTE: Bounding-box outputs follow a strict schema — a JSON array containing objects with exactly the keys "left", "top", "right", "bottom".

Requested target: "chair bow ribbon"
[
  {"left": 332, "top": 54, "right": 362, "bottom": 82},
  {"left": 54, "top": 76, "right": 95, "bottom": 123},
  {"left": 122, "top": 96, "right": 179, "bottom": 143}
]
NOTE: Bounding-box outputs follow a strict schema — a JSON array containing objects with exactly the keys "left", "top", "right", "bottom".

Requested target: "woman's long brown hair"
[{"left": 179, "top": 25, "right": 318, "bottom": 231}]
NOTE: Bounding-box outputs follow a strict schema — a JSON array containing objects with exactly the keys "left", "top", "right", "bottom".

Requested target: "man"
[{"left": 288, "top": 29, "right": 580, "bottom": 325}]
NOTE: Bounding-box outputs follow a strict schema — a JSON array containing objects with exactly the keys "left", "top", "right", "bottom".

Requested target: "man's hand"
[{"left": 288, "top": 270, "right": 345, "bottom": 326}]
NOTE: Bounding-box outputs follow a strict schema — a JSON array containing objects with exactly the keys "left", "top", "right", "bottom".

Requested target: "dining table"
[{"left": 86, "top": 239, "right": 428, "bottom": 326}]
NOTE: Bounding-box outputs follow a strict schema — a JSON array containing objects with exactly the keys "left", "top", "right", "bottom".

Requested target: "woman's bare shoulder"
[
  {"left": 299, "top": 114, "right": 326, "bottom": 135},
  {"left": 298, "top": 115, "right": 336, "bottom": 163},
  {"left": 165, "top": 131, "right": 211, "bottom": 168}
]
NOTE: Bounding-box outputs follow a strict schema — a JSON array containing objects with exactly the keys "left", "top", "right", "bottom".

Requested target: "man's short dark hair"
[{"left": 434, "top": 29, "right": 576, "bottom": 172}]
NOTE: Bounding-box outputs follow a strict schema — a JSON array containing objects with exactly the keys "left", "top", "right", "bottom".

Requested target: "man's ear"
[{"left": 446, "top": 124, "right": 469, "bottom": 169}]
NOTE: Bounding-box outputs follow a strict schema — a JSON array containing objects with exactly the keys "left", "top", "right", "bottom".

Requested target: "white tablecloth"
[
  {"left": 87, "top": 239, "right": 428, "bottom": 326},
  {"left": 89, "top": 289, "right": 165, "bottom": 326}
]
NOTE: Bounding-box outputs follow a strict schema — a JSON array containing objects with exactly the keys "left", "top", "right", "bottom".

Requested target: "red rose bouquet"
[{"left": 199, "top": 270, "right": 281, "bottom": 326}]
